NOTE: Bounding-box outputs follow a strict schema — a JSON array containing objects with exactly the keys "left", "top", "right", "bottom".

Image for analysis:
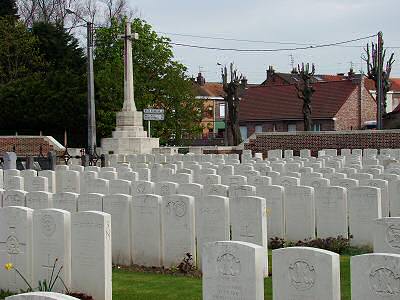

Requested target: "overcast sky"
[{"left": 129, "top": 0, "right": 400, "bottom": 83}]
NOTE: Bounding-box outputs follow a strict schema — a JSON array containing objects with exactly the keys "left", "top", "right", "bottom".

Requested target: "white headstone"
[
  {"left": 3, "top": 190, "right": 27, "bottom": 207},
  {"left": 87, "top": 178, "right": 109, "bottom": 195},
  {"left": 4, "top": 176, "right": 24, "bottom": 191},
  {"left": 154, "top": 181, "right": 178, "bottom": 197},
  {"left": 161, "top": 194, "right": 195, "bottom": 267},
  {"left": 279, "top": 176, "right": 300, "bottom": 188},
  {"left": 38, "top": 170, "right": 56, "bottom": 193},
  {"left": 351, "top": 253, "right": 400, "bottom": 299},
  {"left": 222, "top": 175, "right": 247, "bottom": 187},
  {"left": 103, "top": 194, "right": 132, "bottom": 266},
  {"left": 203, "top": 184, "right": 229, "bottom": 197},
  {"left": 33, "top": 209, "right": 71, "bottom": 292},
  {"left": 25, "top": 176, "right": 48, "bottom": 192},
  {"left": 131, "top": 194, "right": 162, "bottom": 267},
  {"left": 230, "top": 195, "right": 268, "bottom": 275},
  {"left": 202, "top": 241, "right": 265, "bottom": 300},
  {"left": 57, "top": 170, "right": 81, "bottom": 193},
  {"left": 26, "top": 192, "right": 53, "bottom": 210},
  {"left": 315, "top": 186, "right": 348, "bottom": 238},
  {"left": 131, "top": 180, "right": 154, "bottom": 195},
  {"left": 273, "top": 247, "right": 340, "bottom": 300},
  {"left": 373, "top": 217, "right": 400, "bottom": 254},
  {"left": 79, "top": 171, "right": 98, "bottom": 195},
  {"left": 196, "top": 195, "right": 229, "bottom": 268},
  {"left": 99, "top": 171, "right": 118, "bottom": 181},
  {"left": 109, "top": 179, "right": 131, "bottom": 195},
  {"left": 360, "top": 179, "right": 389, "bottom": 217},
  {"left": 0, "top": 206, "right": 33, "bottom": 292},
  {"left": 77, "top": 193, "right": 103, "bottom": 212},
  {"left": 71, "top": 211, "right": 111, "bottom": 300},
  {"left": 285, "top": 186, "right": 315, "bottom": 241},
  {"left": 53, "top": 192, "right": 78, "bottom": 213},
  {"left": 256, "top": 185, "right": 285, "bottom": 239},
  {"left": 5, "top": 292, "right": 81, "bottom": 300},
  {"left": 348, "top": 187, "right": 381, "bottom": 246},
  {"left": 136, "top": 168, "right": 151, "bottom": 181}
]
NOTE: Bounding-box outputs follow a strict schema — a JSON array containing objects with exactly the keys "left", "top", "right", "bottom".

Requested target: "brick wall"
[
  {"left": 334, "top": 87, "right": 362, "bottom": 130},
  {"left": 244, "top": 130, "right": 400, "bottom": 157},
  {"left": 0, "top": 136, "right": 65, "bottom": 157}
]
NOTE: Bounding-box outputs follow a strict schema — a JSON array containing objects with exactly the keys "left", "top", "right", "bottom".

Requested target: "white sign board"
[
  {"left": 143, "top": 109, "right": 165, "bottom": 114},
  {"left": 144, "top": 114, "right": 164, "bottom": 121}
]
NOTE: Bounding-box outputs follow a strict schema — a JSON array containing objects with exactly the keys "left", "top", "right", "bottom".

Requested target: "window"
[
  {"left": 392, "top": 98, "right": 400, "bottom": 111},
  {"left": 255, "top": 125, "right": 263, "bottom": 133},
  {"left": 240, "top": 126, "right": 248, "bottom": 139},
  {"left": 219, "top": 103, "right": 225, "bottom": 118},
  {"left": 313, "top": 123, "right": 321, "bottom": 131},
  {"left": 287, "top": 124, "right": 297, "bottom": 132}
]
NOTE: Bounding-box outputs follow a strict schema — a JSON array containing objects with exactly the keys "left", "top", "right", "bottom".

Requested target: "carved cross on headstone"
[
  {"left": 41, "top": 254, "right": 54, "bottom": 280},
  {"left": 118, "top": 22, "right": 139, "bottom": 112},
  {"left": 0, "top": 228, "right": 24, "bottom": 288}
]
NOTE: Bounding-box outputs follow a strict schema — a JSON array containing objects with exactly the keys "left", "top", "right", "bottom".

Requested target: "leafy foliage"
[
  {"left": 269, "top": 235, "right": 373, "bottom": 255},
  {"left": 0, "top": 21, "right": 87, "bottom": 146},
  {"left": 0, "top": 18, "right": 44, "bottom": 84},
  {"left": 94, "top": 18, "right": 203, "bottom": 145}
]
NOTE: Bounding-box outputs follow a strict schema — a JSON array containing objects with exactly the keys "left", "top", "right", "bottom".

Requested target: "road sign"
[
  {"left": 144, "top": 113, "right": 165, "bottom": 121},
  {"left": 143, "top": 108, "right": 165, "bottom": 114}
]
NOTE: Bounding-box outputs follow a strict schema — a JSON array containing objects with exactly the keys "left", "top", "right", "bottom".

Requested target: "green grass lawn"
[
  {"left": 0, "top": 254, "right": 352, "bottom": 300},
  {"left": 113, "top": 255, "right": 352, "bottom": 300}
]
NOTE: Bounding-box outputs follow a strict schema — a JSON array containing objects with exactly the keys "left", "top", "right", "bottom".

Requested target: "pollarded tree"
[
  {"left": 363, "top": 42, "right": 395, "bottom": 116},
  {"left": 295, "top": 63, "right": 316, "bottom": 131},
  {"left": 221, "top": 63, "right": 247, "bottom": 146}
]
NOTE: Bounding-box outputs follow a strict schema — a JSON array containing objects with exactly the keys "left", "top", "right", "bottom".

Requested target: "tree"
[
  {"left": 94, "top": 18, "right": 203, "bottom": 145},
  {"left": 0, "top": 0, "right": 18, "bottom": 20},
  {"left": 295, "top": 63, "right": 315, "bottom": 131},
  {"left": 0, "top": 17, "right": 44, "bottom": 84},
  {"left": 221, "top": 63, "right": 246, "bottom": 146},
  {"left": 0, "top": 21, "right": 87, "bottom": 146},
  {"left": 363, "top": 41, "right": 395, "bottom": 117},
  {"left": 16, "top": 0, "right": 136, "bottom": 28}
]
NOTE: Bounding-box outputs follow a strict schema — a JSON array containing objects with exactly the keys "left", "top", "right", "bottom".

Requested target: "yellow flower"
[{"left": 4, "top": 263, "right": 13, "bottom": 271}]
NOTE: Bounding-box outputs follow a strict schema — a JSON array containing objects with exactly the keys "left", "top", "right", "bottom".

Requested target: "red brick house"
[{"left": 239, "top": 74, "right": 376, "bottom": 139}]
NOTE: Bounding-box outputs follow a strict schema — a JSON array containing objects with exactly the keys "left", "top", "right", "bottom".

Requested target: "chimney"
[
  {"left": 196, "top": 72, "right": 205, "bottom": 86},
  {"left": 241, "top": 77, "right": 248, "bottom": 89},
  {"left": 348, "top": 68, "right": 355, "bottom": 79},
  {"left": 266, "top": 65, "right": 275, "bottom": 81}
]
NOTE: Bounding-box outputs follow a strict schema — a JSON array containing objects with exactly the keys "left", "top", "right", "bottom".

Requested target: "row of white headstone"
[
  {"left": 203, "top": 241, "right": 400, "bottom": 300},
  {"left": 0, "top": 174, "right": 394, "bottom": 249},
  {"left": 0, "top": 192, "right": 266, "bottom": 271},
  {"left": 0, "top": 206, "right": 111, "bottom": 300}
]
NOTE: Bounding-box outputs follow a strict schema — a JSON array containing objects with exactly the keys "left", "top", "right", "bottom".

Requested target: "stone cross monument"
[
  {"left": 121, "top": 22, "right": 138, "bottom": 112},
  {"left": 101, "top": 22, "right": 159, "bottom": 154}
]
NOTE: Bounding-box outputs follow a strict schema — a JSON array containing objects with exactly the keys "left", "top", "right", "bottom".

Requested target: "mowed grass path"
[{"left": 113, "top": 255, "right": 351, "bottom": 300}]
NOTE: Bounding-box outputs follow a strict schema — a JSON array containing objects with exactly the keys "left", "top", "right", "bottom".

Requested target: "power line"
[
  {"left": 158, "top": 31, "right": 314, "bottom": 46},
  {"left": 169, "top": 34, "right": 377, "bottom": 52},
  {"left": 159, "top": 31, "right": 389, "bottom": 48}
]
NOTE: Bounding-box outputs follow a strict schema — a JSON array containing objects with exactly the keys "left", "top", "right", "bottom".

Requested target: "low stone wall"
[
  {"left": 0, "top": 136, "right": 65, "bottom": 157},
  {"left": 244, "top": 130, "right": 400, "bottom": 156}
]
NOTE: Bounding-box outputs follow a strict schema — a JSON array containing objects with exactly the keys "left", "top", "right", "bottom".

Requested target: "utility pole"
[
  {"left": 376, "top": 31, "right": 384, "bottom": 130},
  {"left": 65, "top": 9, "right": 96, "bottom": 155},
  {"left": 87, "top": 21, "right": 96, "bottom": 154}
]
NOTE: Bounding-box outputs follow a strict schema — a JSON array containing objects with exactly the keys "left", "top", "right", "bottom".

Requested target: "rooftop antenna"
[{"left": 289, "top": 54, "right": 295, "bottom": 70}]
